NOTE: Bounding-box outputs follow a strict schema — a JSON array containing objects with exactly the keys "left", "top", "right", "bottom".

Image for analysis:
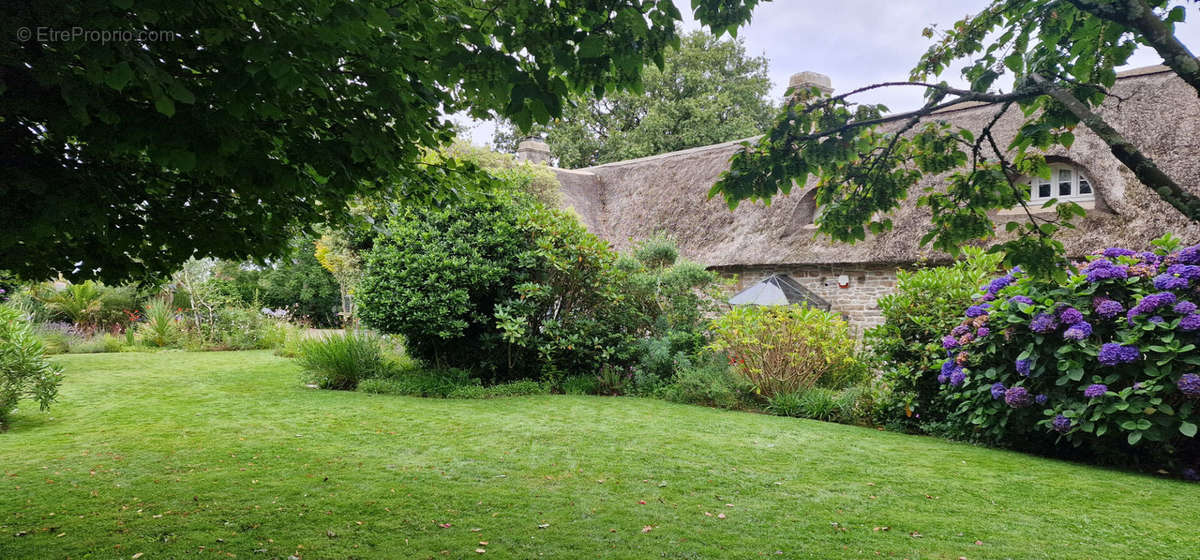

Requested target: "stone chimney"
[
  {"left": 787, "top": 71, "right": 833, "bottom": 100},
  {"left": 515, "top": 136, "right": 552, "bottom": 165}
]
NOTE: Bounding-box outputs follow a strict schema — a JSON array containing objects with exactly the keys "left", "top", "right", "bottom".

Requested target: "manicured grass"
[{"left": 1, "top": 351, "right": 1198, "bottom": 559}]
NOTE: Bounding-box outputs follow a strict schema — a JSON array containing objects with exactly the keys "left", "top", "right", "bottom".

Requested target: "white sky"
[{"left": 460, "top": 1, "right": 1200, "bottom": 147}]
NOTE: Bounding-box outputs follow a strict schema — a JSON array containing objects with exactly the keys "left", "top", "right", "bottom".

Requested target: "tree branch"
[{"left": 1067, "top": 0, "right": 1200, "bottom": 97}]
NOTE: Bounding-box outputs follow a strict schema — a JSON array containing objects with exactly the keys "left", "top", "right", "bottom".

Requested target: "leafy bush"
[
  {"left": 766, "top": 391, "right": 805, "bottom": 417},
  {"left": 931, "top": 237, "right": 1200, "bottom": 473},
  {"left": 866, "top": 247, "right": 1005, "bottom": 431},
  {"left": 359, "top": 367, "right": 475, "bottom": 398},
  {"left": 447, "top": 380, "right": 547, "bottom": 399},
  {"left": 0, "top": 305, "right": 64, "bottom": 430},
  {"left": 799, "top": 387, "right": 841, "bottom": 421},
  {"left": 660, "top": 356, "right": 755, "bottom": 410},
  {"left": 296, "top": 331, "right": 392, "bottom": 390},
  {"left": 710, "top": 305, "right": 861, "bottom": 398},
  {"left": 358, "top": 185, "right": 646, "bottom": 382},
  {"left": 38, "top": 281, "right": 103, "bottom": 329},
  {"left": 69, "top": 333, "right": 126, "bottom": 354}
]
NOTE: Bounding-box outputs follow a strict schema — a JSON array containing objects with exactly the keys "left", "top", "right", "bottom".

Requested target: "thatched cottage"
[{"left": 522, "top": 65, "right": 1200, "bottom": 332}]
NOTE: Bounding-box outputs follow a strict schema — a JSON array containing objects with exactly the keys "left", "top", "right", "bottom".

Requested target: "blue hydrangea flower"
[
  {"left": 942, "top": 335, "right": 959, "bottom": 350},
  {"left": 1052, "top": 415, "right": 1072, "bottom": 433},
  {"left": 1174, "top": 301, "right": 1198, "bottom": 315},
  {"left": 976, "top": 327, "right": 990, "bottom": 338},
  {"left": 937, "top": 372, "right": 950, "bottom": 384},
  {"left": 1008, "top": 295, "right": 1034, "bottom": 306},
  {"left": 1084, "top": 383, "right": 1108, "bottom": 399},
  {"left": 1180, "top": 314, "right": 1200, "bottom": 331},
  {"left": 965, "top": 304, "right": 991, "bottom": 318},
  {"left": 1129, "top": 292, "right": 1178, "bottom": 323},
  {"left": 986, "top": 275, "right": 1014, "bottom": 295},
  {"left": 1101, "top": 247, "right": 1136, "bottom": 258},
  {"left": 1093, "top": 298, "right": 1125, "bottom": 319},
  {"left": 950, "top": 325, "right": 970, "bottom": 337},
  {"left": 1166, "top": 264, "right": 1200, "bottom": 280},
  {"left": 1083, "top": 259, "right": 1129, "bottom": 283},
  {"left": 1058, "top": 307, "right": 1084, "bottom": 325},
  {"left": 1178, "top": 373, "right": 1200, "bottom": 398},
  {"left": 1154, "top": 274, "right": 1189, "bottom": 291},
  {"left": 1063, "top": 321, "right": 1093, "bottom": 341},
  {"left": 1015, "top": 358, "right": 1032, "bottom": 376},
  {"left": 980, "top": 293, "right": 996, "bottom": 302},
  {"left": 1176, "top": 245, "right": 1200, "bottom": 265},
  {"left": 941, "top": 359, "right": 957, "bottom": 376},
  {"left": 990, "top": 382, "right": 1006, "bottom": 400},
  {"left": 1099, "top": 343, "right": 1139, "bottom": 366},
  {"left": 1149, "top": 315, "right": 1166, "bottom": 324},
  {"left": 1035, "top": 394, "right": 1048, "bottom": 405},
  {"left": 949, "top": 370, "right": 966, "bottom": 387},
  {"left": 1030, "top": 313, "right": 1058, "bottom": 334},
  {"left": 1004, "top": 386, "right": 1032, "bottom": 408}
]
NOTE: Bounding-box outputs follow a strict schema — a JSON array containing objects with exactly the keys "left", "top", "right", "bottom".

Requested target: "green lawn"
[{"left": 1, "top": 352, "right": 1197, "bottom": 559}]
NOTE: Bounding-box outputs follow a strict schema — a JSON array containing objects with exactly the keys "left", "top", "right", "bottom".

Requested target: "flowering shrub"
[{"left": 934, "top": 236, "right": 1200, "bottom": 471}]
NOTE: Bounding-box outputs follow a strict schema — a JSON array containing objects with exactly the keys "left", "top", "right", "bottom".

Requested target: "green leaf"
[
  {"left": 105, "top": 62, "right": 134, "bottom": 91},
  {"left": 154, "top": 96, "right": 176, "bottom": 117},
  {"left": 1181, "top": 421, "right": 1198, "bottom": 438},
  {"left": 169, "top": 81, "right": 196, "bottom": 104},
  {"left": 1127, "top": 431, "right": 1142, "bottom": 445},
  {"left": 578, "top": 36, "right": 606, "bottom": 59}
]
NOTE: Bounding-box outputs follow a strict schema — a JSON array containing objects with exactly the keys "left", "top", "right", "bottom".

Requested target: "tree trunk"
[{"left": 1069, "top": 0, "right": 1200, "bottom": 98}]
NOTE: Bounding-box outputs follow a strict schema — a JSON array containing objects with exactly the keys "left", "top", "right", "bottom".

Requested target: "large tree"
[
  {"left": 493, "top": 29, "right": 775, "bottom": 168},
  {"left": 710, "top": 0, "right": 1200, "bottom": 278},
  {"left": 1, "top": 0, "right": 760, "bottom": 281}
]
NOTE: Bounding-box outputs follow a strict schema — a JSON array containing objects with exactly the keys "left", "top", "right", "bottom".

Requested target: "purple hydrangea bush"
[{"left": 930, "top": 236, "right": 1200, "bottom": 475}]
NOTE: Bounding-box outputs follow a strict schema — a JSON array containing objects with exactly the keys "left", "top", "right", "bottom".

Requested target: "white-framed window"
[{"left": 1028, "top": 163, "right": 1093, "bottom": 203}]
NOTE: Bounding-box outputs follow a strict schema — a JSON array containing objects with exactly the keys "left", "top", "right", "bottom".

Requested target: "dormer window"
[{"left": 1029, "top": 163, "right": 1093, "bottom": 204}]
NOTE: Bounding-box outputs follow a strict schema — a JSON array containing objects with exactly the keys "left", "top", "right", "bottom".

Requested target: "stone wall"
[{"left": 716, "top": 262, "right": 903, "bottom": 334}]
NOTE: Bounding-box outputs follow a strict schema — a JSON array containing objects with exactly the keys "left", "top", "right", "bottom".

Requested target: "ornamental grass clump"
[{"left": 931, "top": 235, "right": 1200, "bottom": 475}]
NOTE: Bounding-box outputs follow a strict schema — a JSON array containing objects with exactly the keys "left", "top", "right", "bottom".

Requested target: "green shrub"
[
  {"left": 296, "top": 331, "right": 391, "bottom": 390},
  {"left": 38, "top": 281, "right": 103, "bottom": 329},
  {"left": 358, "top": 185, "right": 645, "bottom": 382},
  {"left": 561, "top": 375, "right": 598, "bottom": 395},
  {"left": 445, "top": 380, "right": 548, "bottom": 399},
  {"left": 865, "top": 247, "right": 1004, "bottom": 432},
  {"left": 358, "top": 367, "right": 475, "bottom": 398},
  {"left": 69, "top": 333, "right": 126, "bottom": 354},
  {"left": 710, "top": 305, "right": 861, "bottom": 398},
  {"left": 835, "top": 384, "right": 875, "bottom": 425},
  {"left": 139, "top": 299, "right": 181, "bottom": 347},
  {"left": 0, "top": 305, "right": 64, "bottom": 430},
  {"left": 660, "top": 356, "right": 755, "bottom": 410}
]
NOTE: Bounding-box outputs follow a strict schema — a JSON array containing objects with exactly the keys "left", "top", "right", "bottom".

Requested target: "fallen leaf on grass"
[
  {"left": 641, "top": 525, "right": 655, "bottom": 533},
  {"left": 717, "top": 513, "right": 726, "bottom": 519},
  {"left": 537, "top": 524, "right": 550, "bottom": 529},
  {"left": 638, "top": 500, "right": 646, "bottom": 505},
  {"left": 910, "top": 531, "right": 922, "bottom": 538},
  {"left": 475, "top": 549, "right": 486, "bottom": 554},
  {"left": 479, "top": 541, "right": 488, "bottom": 546},
  {"left": 438, "top": 523, "right": 452, "bottom": 529},
  {"left": 975, "top": 540, "right": 983, "bottom": 545},
  {"left": 131, "top": 554, "right": 143, "bottom": 559}
]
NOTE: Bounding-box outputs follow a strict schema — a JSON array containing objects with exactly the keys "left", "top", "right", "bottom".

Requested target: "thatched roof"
[{"left": 552, "top": 64, "right": 1200, "bottom": 268}]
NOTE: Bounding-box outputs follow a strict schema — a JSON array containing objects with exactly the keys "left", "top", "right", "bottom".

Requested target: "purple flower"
[
  {"left": 1058, "top": 307, "right": 1084, "bottom": 325},
  {"left": 937, "top": 372, "right": 950, "bottom": 384},
  {"left": 1063, "top": 321, "right": 1093, "bottom": 341},
  {"left": 986, "top": 275, "right": 1014, "bottom": 295},
  {"left": 1030, "top": 313, "right": 1058, "bottom": 334},
  {"left": 976, "top": 327, "right": 990, "bottom": 338},
  {"left": 1004, "top": 386, "right": 1032, "bottom": 408},
  {"left": 1035, "top": 394, "right": 1048, "bottom": 405},
  {"left": 1084, "top": 383, "right": 1108, "bottom": 399},
  {"left": 1099, "top": 343, "right": 1139, "bottom": 366},
  {"left": 942, "top": 335, "right": 960, "bottom": 350},
  {"left": 1178, "top": 373, "right": 1200, "bottom": 398},
  {"left": 980, "top": 293, "right": 996, "bottom": 302},
  {"left": 941, "top": 359, "right": 957, "bottom": 376},
  {"left": 1167, "top": 264, "right": 1200, "bottom": 280},
  {"left": 1083, "top": 259, "right": 1129, "bottom": 283},
  {"left": 1154, "top": 274, "right": 1189, "bottom": 291},
  {"left": 1052, "top": 414, "right": 1072, "bottom": 433},
  {"left": 1094, "top": 298, "right": 1125, "bottom": 319},
  {"left": 1180, "top": 314, "right": 1200, "bottom": 331},
  {"left": 1101, "top": 247, "right": 1137, "bottom": 259},
  {"left": 965, "top": 304, "right": 991, "bottom": 318},
  {"left": 1129, "top": 292, "right": 1178, "bottom": 323},
  {"left": 1184, "top": 468, "right": 1200, "bottom": 482},
  {"left": 1149, "top": 315, "right": 1166, "bottom": 324},
  {"left": 1015, "top": 358, "right": 1032, "bottom": 376},
  {"left": 951, "top": 325, "right": 970, "bottom": 337},
  {"left": 950, "top": 370, "right": 966, "bottom": 387},
  {"left": 1008, "top": 295, "right": 1034, "bottom": 306},
  {"left": 1132, "top": 382, "right": 1144, "bottom": 391},
  {"left": 1174, "top": 301, "right": 1198, "bottom": 315},
  {"left": 1176, "top": 245, "right": 1200, "bottom": 265},
  {"left": 990, "top": 382, "right": 1007, "bottom": 400}
]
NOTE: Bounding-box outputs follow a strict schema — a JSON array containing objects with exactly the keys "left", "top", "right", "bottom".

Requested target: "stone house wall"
[{"left": 715, "top": 262, "right": 903, "bottom": 334}]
